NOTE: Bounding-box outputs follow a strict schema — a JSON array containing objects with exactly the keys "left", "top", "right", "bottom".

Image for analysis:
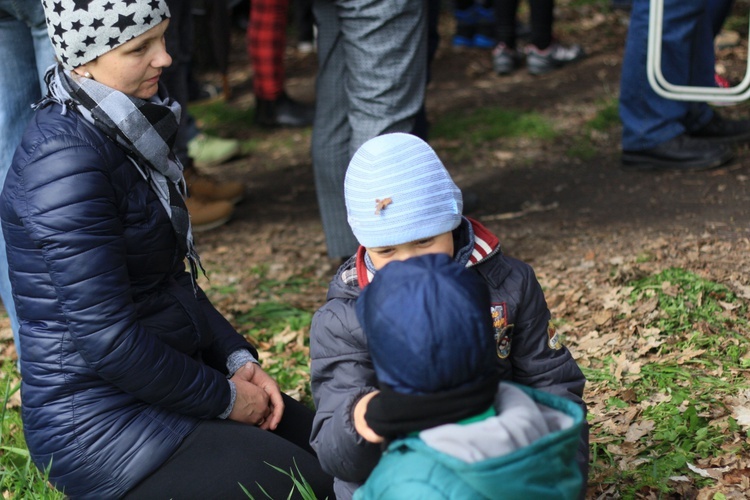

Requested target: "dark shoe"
[
  {"left": 689, "top": 113, "right": 750, "bottom": 144},
  {"left": 492, "top": 43, "right": 522, "bottom": 75},
  {"left": 525, "top": 42, "right": 585, "bottom": 75},
  {"left": 621, "top": 134, "right": 734, "bottom": 171},
  {"left": 254, "top": 92, "right": 315, "bottom": 128}
]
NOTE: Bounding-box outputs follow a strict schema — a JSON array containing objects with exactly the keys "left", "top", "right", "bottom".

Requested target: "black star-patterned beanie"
[{"left": 42, "top": 0, "right": 170, "bottom": 70}]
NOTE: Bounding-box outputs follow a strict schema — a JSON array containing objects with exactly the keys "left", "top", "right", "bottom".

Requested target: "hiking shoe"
[
  {"left": 492, "top": 43, "right": 522, "bottom": 75},
  {"left": 254, "top": 92, "right": 315, "bottom": 128},
  {"left": 188, "top": 134, "right": 241, "bottom": 168},
  {"left": 184, "top": 168, "right": 245, "bottom": 204},
  {"left": 185, "top": 197, "right": 234, "bottom": 232},
  {"left": 525, "top": 42, "right": 585, "bottom": 75},
  {"left": 621, "top": 134, "right": 734, "bottom": 172},
  {"left": 689, "top": 112, "right": 750, "bottom": 144}
]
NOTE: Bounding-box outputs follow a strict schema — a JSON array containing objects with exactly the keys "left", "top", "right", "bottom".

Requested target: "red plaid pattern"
[{"left": 247, "top": 0, "right": 289, "bottom": 100}]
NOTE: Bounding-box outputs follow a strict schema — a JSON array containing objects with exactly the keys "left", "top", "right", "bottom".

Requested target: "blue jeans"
[
  {"left": 706, "top": 0, "right": 734, "bottom": 37},
  {"left": 619, "top": 0, "right": 715, "bottom": 151},
  {"left": 0, "top": 0, "right": 56, "bottom": 359}
]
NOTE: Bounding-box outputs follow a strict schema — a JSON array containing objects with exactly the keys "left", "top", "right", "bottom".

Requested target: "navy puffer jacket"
[{"left": 1, "top": 103, "right": 256, "bottom": 499}]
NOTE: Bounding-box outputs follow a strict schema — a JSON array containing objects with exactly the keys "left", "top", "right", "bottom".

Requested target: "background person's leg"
[
  {"left": 0, "top": 0, "right": 55, "bottom": 362},
  {"left": 341, "top": 0, "right": 427, "bottom": 153},
  {"left": 619, "top": 0, "right": 710, "bottom": 151},
  {"left": 311, "top": 0, "right": 359, "bottom": 259}
]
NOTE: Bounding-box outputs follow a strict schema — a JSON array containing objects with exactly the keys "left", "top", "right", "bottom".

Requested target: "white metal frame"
[{"left": 647, "top": 0, "right": 750, "bottom": 102}]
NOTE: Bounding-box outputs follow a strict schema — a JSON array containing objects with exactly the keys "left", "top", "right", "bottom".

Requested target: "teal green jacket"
[{"left": 353, "top": 383, "right": 584, "bottom": 500}]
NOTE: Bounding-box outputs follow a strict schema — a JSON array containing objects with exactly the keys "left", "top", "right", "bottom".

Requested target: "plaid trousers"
[
  {"left": 247, "top": 0, "right": 289, "bottom": 100},
  {"left": 311, "top": 0, "right": 428, "bottom": 259}
]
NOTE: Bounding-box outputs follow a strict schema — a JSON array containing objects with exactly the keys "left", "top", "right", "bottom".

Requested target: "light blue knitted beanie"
[{"left": 344, "top": 133, "right": 463, "bottom": 248}]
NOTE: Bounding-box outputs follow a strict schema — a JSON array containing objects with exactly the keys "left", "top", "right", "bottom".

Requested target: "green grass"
[
  {"left": 584, "top": 97, "right": 620, "bottom": 133},
  {"left": 430, "top": 107, "right": 557, "bottom": 145},
  {"left": 565, "top": 139, "right": 598, "bottom": 161},
  {"left": 722, "top": 11, "right": 749, "bottom": 34},
  {"left": 188, "top": 99, "right": 256, "bottom": 136},
  {"left": 565, "top": 97, "right": 620, "bottom": 160},
  {"left": 235, "top": 300, "right": 315, "bottom": 407},
  {"left": 187, "top": 99, "right": 312, "bottom": 158},
  {"left": 431, "top": 97, "right": 620, "bottom": 163},
  {"left": 213, "top": 266, "right": 324, "bottom": 407},
  {"left": 586, "top": 268, "right": 750, "bottom": 496},
  {"left": 241, "top": 459, "right": 326, "bottom": 499},
  {"left": 0, "top": 361, "right": 63, "bottom": 499}
]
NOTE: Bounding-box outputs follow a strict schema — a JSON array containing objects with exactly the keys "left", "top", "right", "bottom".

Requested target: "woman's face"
[{"left": 75, "top": 20, "right": 172, "bottom": 99}]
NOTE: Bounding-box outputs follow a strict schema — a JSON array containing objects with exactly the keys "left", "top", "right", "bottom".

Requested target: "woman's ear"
[{"left": 73, "top": 66, "right": 92, "bottom": 79}]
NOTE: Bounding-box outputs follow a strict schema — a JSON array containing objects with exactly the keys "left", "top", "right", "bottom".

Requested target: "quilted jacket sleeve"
[
  {"left": 16, "top": 131, "right": 230, "bottom": 418},
  {"left": 309, "top": 298, "right": 382, "bottom": 484},
  {"left": 173, "top": 269, "right": 259, "bottom": 372}
]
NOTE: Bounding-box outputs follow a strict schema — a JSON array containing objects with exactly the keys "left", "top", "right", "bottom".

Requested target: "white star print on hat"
[{"left": 42, "top": 0, "right": 170, "bottom": 69}]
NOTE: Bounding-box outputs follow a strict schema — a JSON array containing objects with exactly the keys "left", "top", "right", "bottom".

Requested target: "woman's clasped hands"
[{"left": 228, "top": 362, "right": 285, "bottom": 430}]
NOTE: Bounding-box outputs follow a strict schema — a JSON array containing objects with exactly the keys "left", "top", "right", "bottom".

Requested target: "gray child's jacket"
[{"left": 309, "top": 218, "right": 588, "bottom": 499}]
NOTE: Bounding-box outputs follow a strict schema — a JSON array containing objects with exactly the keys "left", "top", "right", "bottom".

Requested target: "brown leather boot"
[
  {"left": 184, "top": 167, "right": 245, "bottom": 204},
  {"left": 184, "top": 197, "right": 234, "bottom": 232}
]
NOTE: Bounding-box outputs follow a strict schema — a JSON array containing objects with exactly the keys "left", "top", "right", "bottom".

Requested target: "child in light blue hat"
[{"left": 309, "top": 133, "right": 589, "bottom": 499}]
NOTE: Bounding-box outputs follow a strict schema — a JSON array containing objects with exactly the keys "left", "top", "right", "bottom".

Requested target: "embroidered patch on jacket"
[
  {"left": 547, "top": 322, "right": 563, "bottom": 350},
  {"left": 491, "top": 303, "right": 514, "bottom": 359}
]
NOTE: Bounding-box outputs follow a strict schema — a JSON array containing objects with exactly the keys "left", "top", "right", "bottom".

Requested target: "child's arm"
[{"left": 309, "top": 300, "right": 383, "bottom": 484}]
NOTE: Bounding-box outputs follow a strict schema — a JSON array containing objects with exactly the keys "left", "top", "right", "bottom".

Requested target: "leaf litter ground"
[{"left": 2, "top": 3, "right": 750, "bottom": 498}]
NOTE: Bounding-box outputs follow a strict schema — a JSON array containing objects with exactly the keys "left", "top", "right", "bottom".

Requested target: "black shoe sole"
[
  {"left": 620, "top": 150, "right": 734, "bottom": 172},
  {"left": 689, "top": 129, "right": 750, "bottom": 145}
]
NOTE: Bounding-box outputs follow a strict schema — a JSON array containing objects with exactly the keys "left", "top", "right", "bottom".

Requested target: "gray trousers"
[{"left": 311, "top": 0, "right": 427, "bottom": 259}]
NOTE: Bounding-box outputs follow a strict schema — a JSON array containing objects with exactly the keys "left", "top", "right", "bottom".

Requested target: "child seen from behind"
[{"left": 353, "top": 253, "right": 584, "bottom": 499}]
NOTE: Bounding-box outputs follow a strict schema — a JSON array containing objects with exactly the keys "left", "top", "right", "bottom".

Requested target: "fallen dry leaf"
[{"left": 624, "top": 420, "right": 655, "bottom": 443}]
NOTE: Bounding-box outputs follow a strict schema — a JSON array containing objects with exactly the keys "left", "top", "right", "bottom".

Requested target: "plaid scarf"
[{"left": 43, "top": 64, "right": 203, "bottom": 287}]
